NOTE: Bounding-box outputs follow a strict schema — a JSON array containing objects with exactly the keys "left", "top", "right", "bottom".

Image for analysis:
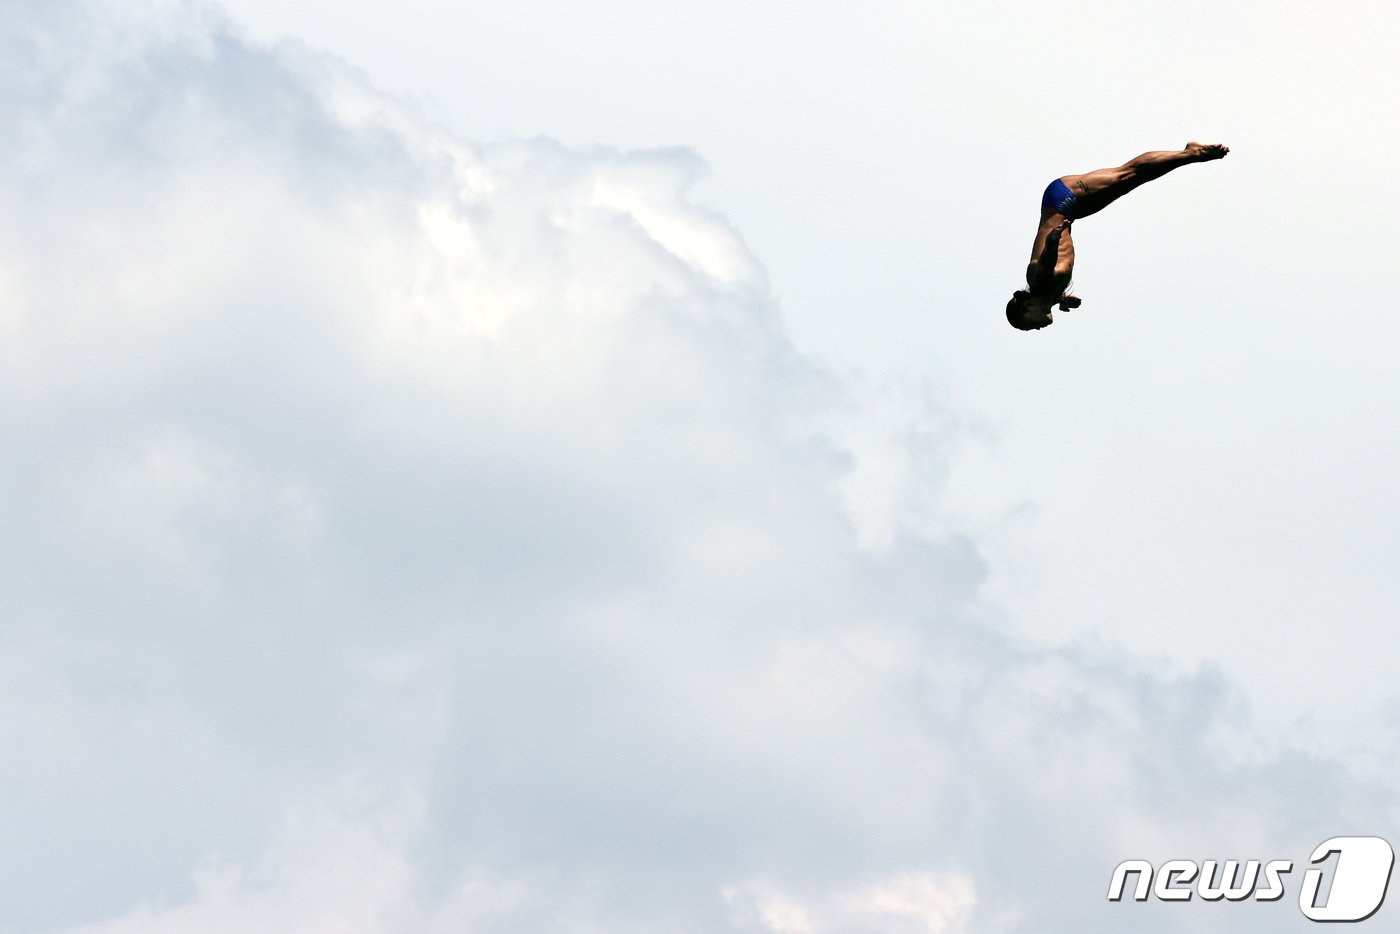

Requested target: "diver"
[{"left": 1007, "top": 142, "right": 1229, "bottom": 331}]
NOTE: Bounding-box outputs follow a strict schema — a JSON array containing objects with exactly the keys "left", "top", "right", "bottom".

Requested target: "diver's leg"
[{"left": 1060, "top": 143, "right": 1228, "bottom": 218}]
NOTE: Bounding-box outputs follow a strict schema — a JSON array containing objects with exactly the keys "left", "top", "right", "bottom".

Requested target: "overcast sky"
[
  {"left": 4, "top": 0, "right": 1400, "bottom": 931},
  {"left": 212, "top": 0, "right": 1400, "bottom": 746}
]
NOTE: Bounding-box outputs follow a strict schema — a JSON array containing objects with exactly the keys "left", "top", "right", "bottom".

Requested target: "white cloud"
[
  {"left": 724, "top": 872, "right": 983, "bottom": 934},
  {"left": 0, "top": 3, "right": 1395, "bottom": 933}
]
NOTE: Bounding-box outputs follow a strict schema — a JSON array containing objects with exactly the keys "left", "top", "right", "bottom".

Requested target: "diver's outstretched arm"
[{"left": 1030, "top": 222, "right": 1068, "bottom": 289}]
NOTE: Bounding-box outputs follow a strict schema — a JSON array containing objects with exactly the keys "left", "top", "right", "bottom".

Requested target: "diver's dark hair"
[{"left": 1006, "top": 290, "right": 1036, "bottom": 331}]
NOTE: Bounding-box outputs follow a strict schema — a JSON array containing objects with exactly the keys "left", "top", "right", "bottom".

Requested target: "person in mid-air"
[{"left": 1007, "top": 142, "right": 1229, "bottom": 331}]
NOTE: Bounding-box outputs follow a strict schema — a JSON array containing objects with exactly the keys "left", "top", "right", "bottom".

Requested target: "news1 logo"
[{"left": 1108, "top": 836, "right": 1395, "bottom": 922}]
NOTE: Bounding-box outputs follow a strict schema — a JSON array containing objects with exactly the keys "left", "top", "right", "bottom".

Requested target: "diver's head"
[{"left": 1006, "top": 290, "right": 1052, "bottom": 331}]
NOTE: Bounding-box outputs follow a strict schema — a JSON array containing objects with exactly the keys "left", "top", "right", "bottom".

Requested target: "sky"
[
  {"left": 208, "top": 0, "right": 1400, "bottom": 745},
  {"left": 3, "top": 0, "right": 1400, "bottom": 932}
]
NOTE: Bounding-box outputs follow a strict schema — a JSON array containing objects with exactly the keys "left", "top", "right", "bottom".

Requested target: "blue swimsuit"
[{"left": 1041, "top": 178, "right": 1079, "bottom": 218}]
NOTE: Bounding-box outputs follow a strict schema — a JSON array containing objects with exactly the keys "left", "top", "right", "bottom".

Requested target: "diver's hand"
[{"left": 1058, "top": 295, "right": 1082, "bottom": 310}]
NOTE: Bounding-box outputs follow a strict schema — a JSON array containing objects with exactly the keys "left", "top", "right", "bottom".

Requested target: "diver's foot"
[{"left": 1186, "top": 141, "right": 1229, "bottom": 161}]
